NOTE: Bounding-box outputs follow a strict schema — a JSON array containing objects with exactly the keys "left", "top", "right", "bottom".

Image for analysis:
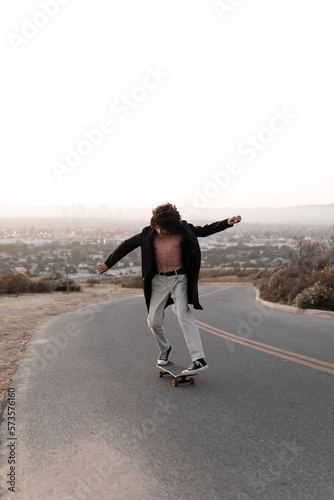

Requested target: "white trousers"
[{"left": 147, "top": 274, "right": 205, "bottom": 361}]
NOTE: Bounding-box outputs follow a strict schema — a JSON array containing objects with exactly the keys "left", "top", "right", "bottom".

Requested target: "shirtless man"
[
  {"left": 97, "top": 203, "right": 241, "bottom": 374},
  {"left": 154, "top": 229, "right": 184, "bottom": 272}
]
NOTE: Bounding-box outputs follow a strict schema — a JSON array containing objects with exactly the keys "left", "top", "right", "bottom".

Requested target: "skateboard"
[{"left": 156, "top": 362, "right": 197, "bottom": 387}]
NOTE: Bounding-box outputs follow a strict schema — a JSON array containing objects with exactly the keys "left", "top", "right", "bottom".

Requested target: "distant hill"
[
  {"left": 0, "top": 203, "right": 333, "bottom": 225},
  {"left": 189, "top": 204, "right": 334, "bottom": 225}
]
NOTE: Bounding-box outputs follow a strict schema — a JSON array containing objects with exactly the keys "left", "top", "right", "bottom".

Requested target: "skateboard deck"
[{"left": 156, "top": 362, "right": 197, "bottom": 387}]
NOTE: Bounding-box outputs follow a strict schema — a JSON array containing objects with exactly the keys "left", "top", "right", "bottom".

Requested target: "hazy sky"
[{"left": 1, "top": 0, "right": 333, "bottom": 211}]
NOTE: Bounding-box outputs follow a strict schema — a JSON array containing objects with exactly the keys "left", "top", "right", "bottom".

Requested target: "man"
[{"left": 97, "top": 203, "right": 241, "bottom": 374}]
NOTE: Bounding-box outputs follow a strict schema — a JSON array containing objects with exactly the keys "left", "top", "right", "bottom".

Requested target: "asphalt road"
[{"left": 0, "top": 285, "right": 334, "bottom": 500}]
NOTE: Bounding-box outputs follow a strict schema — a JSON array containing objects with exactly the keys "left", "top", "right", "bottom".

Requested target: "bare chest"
[{"left": 153, "top": 233, "right": 184, "bottom": 256}]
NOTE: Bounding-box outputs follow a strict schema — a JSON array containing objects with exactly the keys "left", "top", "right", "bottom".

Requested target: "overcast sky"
[{"left": 1, "top": 0, "right": 333, "bottom": 212}]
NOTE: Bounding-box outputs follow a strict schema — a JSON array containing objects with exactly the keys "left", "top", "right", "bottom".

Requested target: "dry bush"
[
  {"left": 0, "top": 271, "right": 81, "bottom": 294},
  {"left": 118, "top": 274, "right": 143, "bottom": 288},
  {"left": 34, "top": 280, "right": 54, "bottom": 293},
  {"left": 87, "top": 278, "right": 100, "bottom": 287},
  {"left": 0, "top": 273, "right": 10, "bottom": 294},
  {"left": 259, "top": 266, "right": 310, "bottom": 304},
  {"left": 0, "top": 273, "right": 35, "bottom": 294},
  {"left": 37, "top": 272, "right": 81, "bottom": 292},
  {"left": 293, "top": 282, "right": 334, "bottom": 311},
  {"left": 259, "top": 240, "right": 334, "bottom": 310}
]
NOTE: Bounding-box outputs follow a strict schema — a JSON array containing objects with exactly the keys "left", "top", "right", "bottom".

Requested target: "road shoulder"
[{"left": 253, "top": 286, "right": 334, "bottom": 320}]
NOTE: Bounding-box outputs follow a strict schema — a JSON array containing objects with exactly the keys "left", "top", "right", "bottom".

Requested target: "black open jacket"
[{"left": 104, "top": 219, "right": 233, "bottom": 311}]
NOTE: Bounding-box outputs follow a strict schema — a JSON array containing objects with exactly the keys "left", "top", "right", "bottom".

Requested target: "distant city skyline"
[
  {"left": 1, "top": 1, "right": 334, "bottom": 210},
  {"left": 1, "top": 202, "right": 333, "bottom": 225}
]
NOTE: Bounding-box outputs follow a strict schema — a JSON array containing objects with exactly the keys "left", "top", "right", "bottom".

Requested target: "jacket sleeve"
[
  {"left": 189, "top": 219, "right": 233, "bottom": 238},
  {"left": 104, "top": 233, "right": 142, "bottom": 269}
]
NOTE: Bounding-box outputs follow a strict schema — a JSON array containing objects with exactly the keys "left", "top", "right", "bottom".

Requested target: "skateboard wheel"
[
  {"left": 189, "top": 378, "right": 195, "bottom": 385},
  {"left": 158, "top": 371, "right": 163, "bottom": 378},
  {"left": 172, "top": 380, "right": 178, "bottom": 387}
]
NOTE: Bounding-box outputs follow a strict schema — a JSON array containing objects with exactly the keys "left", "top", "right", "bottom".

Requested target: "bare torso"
[{"left": 154, "top": 232, "right": 184, "bottom": 272}]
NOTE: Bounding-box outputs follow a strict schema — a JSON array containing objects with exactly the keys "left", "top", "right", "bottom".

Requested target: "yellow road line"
[
  {"left": 196, "top": 321, "right": 334, "bottom": 375},
  {"left": 197, "top": 285, "right": 235, "bottom": 298},
  {"left": 172, "top": 284, "right": 334, "bottom": 375},
  {"left": 195, "top": 319, "right": 334, "bottom": 370}
]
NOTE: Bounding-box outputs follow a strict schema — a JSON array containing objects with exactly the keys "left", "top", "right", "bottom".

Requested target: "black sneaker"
[
  {"left": 182, "top": 358, "right": 208, "bottom": 375},
  {"left": 157, "top": 346, "right": 172, "bottom": 366}
]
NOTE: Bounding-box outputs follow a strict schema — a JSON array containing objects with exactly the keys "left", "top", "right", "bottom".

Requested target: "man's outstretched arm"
[
  {"left": 190, "top": 215, "right": 241, "bottom": 238},
  {"left": 96, "top": 232, "right": 142, "bottom": 274}
]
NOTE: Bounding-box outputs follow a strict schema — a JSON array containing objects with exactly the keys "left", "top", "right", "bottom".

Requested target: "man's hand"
[
  {"left": 96, "top": 263, "right": 109, "bottom": 274},
  {"left": 227, "top": 215, "right": 242, "bottom": 225}
]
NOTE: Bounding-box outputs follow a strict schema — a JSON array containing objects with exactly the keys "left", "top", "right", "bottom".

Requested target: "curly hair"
[{"left": 150, "top": 203, "right": 181, "bottom": 233}]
